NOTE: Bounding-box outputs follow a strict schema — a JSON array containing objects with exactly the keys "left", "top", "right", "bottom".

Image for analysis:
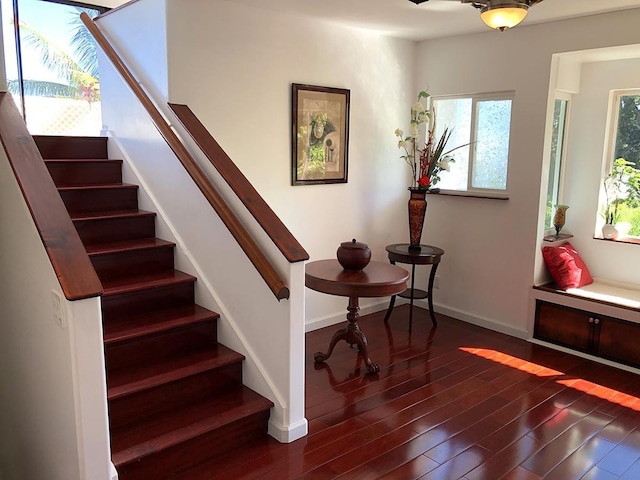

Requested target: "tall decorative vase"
[
  {"left": 408, "top": 188, "right": 427, "bottom": 251},
  {"left": 553, "top": 204, "right": 569, "bottom": 236}
]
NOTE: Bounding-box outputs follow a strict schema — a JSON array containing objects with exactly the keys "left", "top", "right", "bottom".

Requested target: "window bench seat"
[{"left": 531, "top": 278, "right": 640, "bottom": 369}]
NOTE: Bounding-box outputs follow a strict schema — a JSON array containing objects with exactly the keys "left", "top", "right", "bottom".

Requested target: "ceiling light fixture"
[
  {"left": 462, "top": 0, "right": 544, "bottom": 32},
  {"left": 409, "top": 1, "right": 544, "bottom": 32},
  {"left": 480, "top": 4, "right": 528, "bottom": 30}
]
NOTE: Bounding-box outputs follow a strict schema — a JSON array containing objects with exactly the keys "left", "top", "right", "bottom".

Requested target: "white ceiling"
[{"left": 96, "top": 0, "right": 640, "bottom": 41}]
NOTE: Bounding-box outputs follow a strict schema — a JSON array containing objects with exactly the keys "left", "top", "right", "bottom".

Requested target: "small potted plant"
[{"left": 602, "top": 158, "right": 640, "bottom": 239}]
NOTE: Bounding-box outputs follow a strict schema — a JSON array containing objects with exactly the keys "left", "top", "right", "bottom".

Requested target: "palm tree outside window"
[{"left": 1, "top": 0, "right": 106, "bottom": 135}]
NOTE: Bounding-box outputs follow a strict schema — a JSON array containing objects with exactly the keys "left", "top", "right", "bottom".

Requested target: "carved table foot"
[
  {"left": 365, "top": 361, "right": 380, "bottom": 374},
  {"left": 314, "top": 325, "right": 348, "bottom": 364},
  {"left": 314, "top": 296, "right": 380, "bottom": 374}
]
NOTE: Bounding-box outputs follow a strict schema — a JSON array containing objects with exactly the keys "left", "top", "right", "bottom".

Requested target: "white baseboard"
[
  {"left": 110, "top": 461, "right": 118, "bottom": 480},
  {"left": 268, "top": 417, "right": 308, "bottom": 443},
  {"left": 305, "top": 300, "right": 390, "bottom": 332},
  {"left": 305, "top": 298, "right": 528, "bottom": 341},
  {"left": 414, "top": 299, "right": 529, "bottom": 340}
]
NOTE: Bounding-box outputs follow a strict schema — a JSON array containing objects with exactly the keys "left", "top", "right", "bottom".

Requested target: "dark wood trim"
[
  {"left": 81, "top": 13, "right": 289, "bottom": 300},
  {"left": 0, "top": 92, "right": 102, "bottom": 300},
  {"left": 43, "top": 0, "right": 109, "bottom": 14},
  {"left": 168, "top": 103, "right": 309, "bottom": 263}
]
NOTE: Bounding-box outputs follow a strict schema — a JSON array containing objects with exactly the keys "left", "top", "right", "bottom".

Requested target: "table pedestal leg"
[
  {"left": 408, "top": 263, "right": 416, "bottom": 332},
  {"left": 383, "top": 294, "right": 396, "bottom": 323},
  {"left": 383, "top": 260, "right": 397, "bottom": 323},
  {"left": 314, "top": 296, "right": 380, "bottom": 374},
  {"left": 427, "top": 263, "right": 439, "bottom": 326}
]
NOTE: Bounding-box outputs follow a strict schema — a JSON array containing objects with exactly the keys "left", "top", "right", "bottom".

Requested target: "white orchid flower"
[
  {"left": 398, "top": 140, "right": 408, "bottom": 150},
  {"left": 395, "top": 128, "right": 404, "bottom": 138},
  {"left": 438, "top": 158, "right": 452, "bottom": 171},
  {"left": 412, "top": 102, "right": 425, "bottom": 114},
  {"left": 410, "top": 124, "right": 419, "bottom": 139}
]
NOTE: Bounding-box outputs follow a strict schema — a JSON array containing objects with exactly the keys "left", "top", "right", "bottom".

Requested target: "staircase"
[{"left": 36, "top": 135, "right": 273, "bottom": 479}]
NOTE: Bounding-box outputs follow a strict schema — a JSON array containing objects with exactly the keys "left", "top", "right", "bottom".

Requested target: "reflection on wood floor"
[{"left": 178, "top": 305, "right": 640, "bottom": 479}]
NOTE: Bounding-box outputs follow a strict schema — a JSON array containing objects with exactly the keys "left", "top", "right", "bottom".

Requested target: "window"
[
  {"left": 545, "top": 97, "right": 570, "bottom": 229},
  {"left": 1, "top": 0, "right": 106, "bottom": 135},
  {"left": 602, "top": 90, "right": 640, "bottom": 238},
  {"left": 432, "top": 92, "right": 514, "bottom": 195}
]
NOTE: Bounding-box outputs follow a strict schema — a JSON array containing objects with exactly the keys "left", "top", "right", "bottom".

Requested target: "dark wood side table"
[
  {"left": 383, "top": 243, "right": 444, "bottom": 331},
  {"left": 305, "top": 259, "right": 408, "bottom": 374}
]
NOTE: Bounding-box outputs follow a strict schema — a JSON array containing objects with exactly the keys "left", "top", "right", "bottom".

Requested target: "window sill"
[
  {"left": 431, "top": 189, "right": 509, "bottom": 200},
  {"left": 543, "top": 233, "right": 573, "bottom": 243},
  {"left": 594, "top": 236, "right": 640, "bottom": 246}
]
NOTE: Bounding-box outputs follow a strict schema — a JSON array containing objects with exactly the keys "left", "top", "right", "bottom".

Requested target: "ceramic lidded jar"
[{"left": 337, "top": 239, "right": 371, "bottom": 271}]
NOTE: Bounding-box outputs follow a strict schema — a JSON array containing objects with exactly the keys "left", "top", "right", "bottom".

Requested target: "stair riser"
[
  {"left": 91, "top": 245, "right": 175, "bottom": 282},
  {"left": 73, "top": 215, "right": 156, "bottom": 246},
  {"left": 105, "top": 322, "right": 218, "bottom": 372},
  {"left": 45, "top": 161, "right": 123, "bottom": 187},
  {"left": 102, "top": 282, "right": 195, "bottom": 322},
  {"left": 60, "top": 186, "right": 138, "bottom": 215},
  {"left": 108, "top": 365, "right": 243, "bottom": 430},
  {"left": 38, "top": 135, "right": 272, "bottom": 478},
  {"left": 34, "top": 135, "right": 108, "bottom": 159},
  {"left": 115, "top": 412, "right": 270, "bottom": 480}
]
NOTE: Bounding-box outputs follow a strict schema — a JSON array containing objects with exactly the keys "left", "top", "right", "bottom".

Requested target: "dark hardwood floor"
[{"left": 175, "top": 305, "right": 640, "bottom": 479}]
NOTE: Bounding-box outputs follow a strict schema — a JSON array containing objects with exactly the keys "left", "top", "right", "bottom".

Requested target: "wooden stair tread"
[
  {"left": 104, "top": 304, "right": 219, "bottom": 344},
  {"left": 101, "top": 270, "right": 196, "bottom": 297},
  {"left": 85, "top": 237, "right": 175, "bottom": 256},
  {"left": 111, "top": 386, "right": 273, "bottom": 467},
  {"left": 57, "top": 183, "right": 138, "bottom": 191},
  {"left": 43, "top": 135, "right": 272, "bottom": 477},
  {"left": 108, "top": 344, "right": 244, "bottom": 400},
  {"left": 70, "top": 209, "right": 156, "bottom": 221},
  {"left": 44, "top": 158, "right": 122, "bottom": 163}
]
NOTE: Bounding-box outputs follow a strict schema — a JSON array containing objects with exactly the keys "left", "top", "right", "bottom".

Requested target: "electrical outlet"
[
  {"left": 433, "top": 275, "right": 440, "bottom": 289},
  {"left": 52, "top": 290, "right": 65, "bottom": 329}
]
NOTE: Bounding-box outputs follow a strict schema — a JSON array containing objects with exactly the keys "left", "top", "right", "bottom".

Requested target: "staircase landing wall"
[{"left": 0, "top": 145, "right": 111, "bottom": 479}]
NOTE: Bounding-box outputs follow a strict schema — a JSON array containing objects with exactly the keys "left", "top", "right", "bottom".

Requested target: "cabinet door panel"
[
  {"left": 596, "top": 317, "right": 640, "bottom": 368},
  {"left": 535, "top": 301, "right": 592, "bottom": 351}
]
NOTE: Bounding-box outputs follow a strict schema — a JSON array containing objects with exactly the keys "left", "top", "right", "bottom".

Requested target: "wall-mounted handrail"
[
  {"left": 80, "top": 12, "right": 291, "bottom": 300},
  {"left": 0, "top": 92, "right": 103, "bottom": 301},
  {"left": 168, "top": 103, "right": 309, "bottom": 264}
]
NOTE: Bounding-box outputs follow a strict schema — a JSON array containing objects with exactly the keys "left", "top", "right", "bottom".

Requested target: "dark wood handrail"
[
  {"left": 0, "top": 92, "right": 103, "bottom": 301},
  {"left": 168, "top": 103, "right": 309, "bottom": 264},
  {"left": 81, "top": 13, "right": 290, "bottom": 300}
]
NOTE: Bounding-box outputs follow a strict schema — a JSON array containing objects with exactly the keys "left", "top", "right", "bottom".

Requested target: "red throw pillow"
[{"left": 542, "top": 242, "right": 594, "bottom": 290}]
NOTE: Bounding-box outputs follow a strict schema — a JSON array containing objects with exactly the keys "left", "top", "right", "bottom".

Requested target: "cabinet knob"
[
  {"left": 589, "top": 317, "right": 594, "bottom": 323},
  {"left": 594, "top": 318, "right": 600, "bottom": 325}
]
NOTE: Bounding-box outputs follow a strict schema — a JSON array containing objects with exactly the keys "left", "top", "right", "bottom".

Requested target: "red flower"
[{"left": 418, "top": 175, "right": 431, "bottom": 188}]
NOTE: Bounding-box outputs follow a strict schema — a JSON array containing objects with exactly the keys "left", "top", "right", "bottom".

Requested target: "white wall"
[
  {"left": 0, "top": 144, "right": 110, "bottom": 480},
  {"left": 97, "top": 0, "right": 311, "bottom": 441},
  {"left": 97, "top": 0, "right": 414, "bottom": 440},
  {"left": 412, "top": 8, "right": 640, "bottom": 338},
  {"left": 165, "top": 0, "right": 416, "bottom": 328}
]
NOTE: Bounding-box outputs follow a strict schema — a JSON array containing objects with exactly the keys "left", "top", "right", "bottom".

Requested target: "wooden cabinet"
[{"left": 534, "top": 300, "right": 640, "bottom": 369}]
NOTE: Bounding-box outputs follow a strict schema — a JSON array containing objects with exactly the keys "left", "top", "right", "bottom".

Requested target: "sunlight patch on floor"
[{"left": 459, "top": 347, "right": 640, "bottom": 411}]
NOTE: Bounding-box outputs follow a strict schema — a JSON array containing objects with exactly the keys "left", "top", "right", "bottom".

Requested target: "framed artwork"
[{"left": 291, "top": 83, "right": 350, "bottom": 185}]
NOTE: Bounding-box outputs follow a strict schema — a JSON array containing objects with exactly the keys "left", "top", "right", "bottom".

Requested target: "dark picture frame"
[{"left": 291, "top": 84, "right": 350, "bottom": 185}]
